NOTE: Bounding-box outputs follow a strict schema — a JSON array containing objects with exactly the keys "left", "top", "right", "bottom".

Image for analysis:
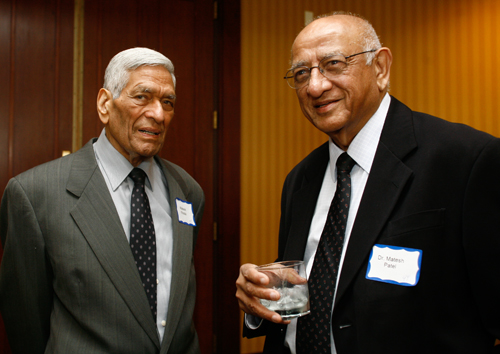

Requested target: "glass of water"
[{"left": 256, "top": 260, "right": 310, "bottom": 319}]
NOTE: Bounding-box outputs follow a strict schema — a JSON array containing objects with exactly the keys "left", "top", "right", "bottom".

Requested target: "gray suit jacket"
[{"left": 0, "top": 138, "right": 205, "bottom": 354}]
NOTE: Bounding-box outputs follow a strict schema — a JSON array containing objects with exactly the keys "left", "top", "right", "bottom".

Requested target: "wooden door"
[
  {"left": 0, "top": 0, "right": 240, "bottom": 352},
  {"left": 0, "top": 1, "right": 74, "bottom": 351}
]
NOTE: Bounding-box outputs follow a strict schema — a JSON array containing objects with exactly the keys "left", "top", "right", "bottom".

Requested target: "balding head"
[
  {"left": 292, "top": 13, "right": 381, "bottom": 65},
  {"left": 288, "top": 12, "right": 392, "bottom": 150}
]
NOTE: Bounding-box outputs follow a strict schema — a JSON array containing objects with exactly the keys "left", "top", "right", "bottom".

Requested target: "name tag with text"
[
  {"left": 175, "top": 198, "right": 196, "bottom": 227},
  {"left": 366, "top": 244, "right": 422, "bottom": 286}
]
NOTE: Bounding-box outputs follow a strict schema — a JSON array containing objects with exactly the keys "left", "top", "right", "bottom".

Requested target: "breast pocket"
[{"left": 385, "top": 208, "right": 446, "bottom": 239}]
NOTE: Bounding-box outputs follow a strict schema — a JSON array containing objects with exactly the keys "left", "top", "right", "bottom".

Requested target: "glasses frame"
[{"left": 284, "top": 49, "right": 379, "bottom": 89}]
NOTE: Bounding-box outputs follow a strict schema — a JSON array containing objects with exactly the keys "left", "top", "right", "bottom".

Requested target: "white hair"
[{"left": 103, "top": 47, "right": 176, "bottom": 99}]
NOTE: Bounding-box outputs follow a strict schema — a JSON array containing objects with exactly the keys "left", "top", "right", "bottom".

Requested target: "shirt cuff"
[{"left": 244, "top": 313, "right": 264, "bottom": 329}]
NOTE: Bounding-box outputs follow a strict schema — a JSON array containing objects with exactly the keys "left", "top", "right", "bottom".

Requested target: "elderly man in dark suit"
[
  {"left": 236, "top": 12, "right": 500, "bottom": 354},
  {"left": 0, "top": 47, "right": 204, "bottom": 354}
]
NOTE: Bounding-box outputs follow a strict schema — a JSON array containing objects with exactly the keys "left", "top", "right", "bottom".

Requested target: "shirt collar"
[
  {"left": 329, "top": 93, "right": 391, "bottom": 176},
  {"left": 93, "top": 128, "right": 156, "bottom": 191}
]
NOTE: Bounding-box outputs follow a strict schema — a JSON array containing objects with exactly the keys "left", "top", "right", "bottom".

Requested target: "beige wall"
[{"left": 240, "top": 0, "right": 500, "bottom": 352}]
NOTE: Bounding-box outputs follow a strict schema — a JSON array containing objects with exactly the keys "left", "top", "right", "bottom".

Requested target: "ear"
[
  {"left": 373, "top": 47, "right": 392, "bottom": 92},
  {"left": 97, "top": 88, "right": 113, "bottom": 125}
]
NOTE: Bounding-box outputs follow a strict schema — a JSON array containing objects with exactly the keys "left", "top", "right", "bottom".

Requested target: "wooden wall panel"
[
  {"left": 0, "top": 0, "right": 12, "bottom": 205},
  {"left": 241, "top": 0, "right": 500, "bottom": 352},
  {"left": 1, "top": 0, "right": 74, "bottom": 184},
  {"left": 56, "top": 0, "right": 75, "bottom": 156},
  {"left": 214, "top": 0, "right": 243, "bottom": 353},
  {"left": 82, "top": 0, "right": 199, "bottom": 175},
  {"left": 11, "top": 1, "right": 57, "bottom": 175}
]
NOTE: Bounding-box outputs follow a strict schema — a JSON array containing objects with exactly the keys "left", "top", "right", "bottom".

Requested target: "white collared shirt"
[
  {"left": 93, "top": 128, "right": 173, "bottom": 341},
  {"left": 284, "top": 94, "right": 391, "bottom": 353}
]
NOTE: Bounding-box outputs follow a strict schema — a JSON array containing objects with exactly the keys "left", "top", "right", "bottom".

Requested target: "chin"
[
  {"left": 144, "top": 149, "right": 161, "bottom": 158},
  {"left": 311, "top": 117, "right": 346, "bottom": 134},
  {"left": 136, "top": 142, "right": 163, "bottom": 155}
]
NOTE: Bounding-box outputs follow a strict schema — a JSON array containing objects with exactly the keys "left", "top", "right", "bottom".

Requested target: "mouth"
[
  {"left": 314, "top": 98, "right": 341, "bottom": 109},
  {"left": 139, "top": 129, "right": 160, "bottom": 136}
]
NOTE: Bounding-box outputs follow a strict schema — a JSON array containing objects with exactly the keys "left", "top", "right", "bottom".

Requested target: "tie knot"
[
  {"left": 336, "top": 152, "right": 356, "bottom": 173},
  {"left": 129, "top": 168, "right": 147, "bottom": 186}
]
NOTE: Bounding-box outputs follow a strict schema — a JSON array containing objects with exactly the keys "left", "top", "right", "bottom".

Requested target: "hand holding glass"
[{"left": 256, "top": 260, "right": 310, "bottom": 319}]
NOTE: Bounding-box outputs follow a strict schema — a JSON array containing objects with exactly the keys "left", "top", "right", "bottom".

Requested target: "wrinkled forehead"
[
  {"left": 291, "top": 17, "right": 361, "bottom": 65},
  {"left": 125, "top": 66, "right": 176, "bottom": 96}
]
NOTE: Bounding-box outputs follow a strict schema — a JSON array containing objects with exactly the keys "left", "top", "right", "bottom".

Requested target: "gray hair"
[
  {"left": 314, "top": 11, "right": 382, "bottom": 65},
  {"left": 103, "top": 47, "right": 176, "bottom": 99}
]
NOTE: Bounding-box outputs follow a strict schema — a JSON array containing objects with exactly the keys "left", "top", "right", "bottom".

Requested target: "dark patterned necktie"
[
  {"left": 296, "top": 152, "right": 356, "bottom": 353},
  {"left": 129, "top": 168, "right": 157, "bottom": 322}
]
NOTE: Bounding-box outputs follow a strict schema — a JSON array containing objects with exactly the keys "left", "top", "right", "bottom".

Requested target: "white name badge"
[
  {"left": 175, "top": 198, "right": 196, "bottom": 227},
  {"left": 366, "top": 244, "right": 422, "bottom": 286}
]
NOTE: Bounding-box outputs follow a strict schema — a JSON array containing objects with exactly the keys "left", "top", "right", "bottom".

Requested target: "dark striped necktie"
[{"left": 296, "top": 152, "right": 356, "bottom": 353}]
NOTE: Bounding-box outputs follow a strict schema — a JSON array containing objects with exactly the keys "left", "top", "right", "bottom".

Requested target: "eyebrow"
[
  {"left": 290, "top": 51, "right": 344, "bottom": 70},
  {"left": 132, "top": 85, "right": 176, "bottom": 100},
  {"left": 289, "top": 61, "right": 308, "bottom": 71}
]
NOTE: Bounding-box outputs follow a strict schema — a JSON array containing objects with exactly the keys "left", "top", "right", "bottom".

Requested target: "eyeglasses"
[{"left": 284, "top": 49, "right": 378, "bottom": 89}]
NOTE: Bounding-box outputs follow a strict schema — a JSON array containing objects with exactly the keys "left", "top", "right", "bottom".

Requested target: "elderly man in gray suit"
[{"left": 0, "top": 47, "right": 205, "bottom": 354}]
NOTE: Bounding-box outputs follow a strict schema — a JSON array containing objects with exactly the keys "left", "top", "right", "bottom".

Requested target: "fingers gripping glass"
[{"left": 284, "top": 49, "right": 378, "bottom": 89}]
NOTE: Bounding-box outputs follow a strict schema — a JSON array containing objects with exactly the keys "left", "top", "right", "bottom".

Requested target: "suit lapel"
[
  {"left": 67, "top": 140, "right": 161, "bottom": 349},
  {"left": 156, "top": 159, "right": 194, "bottom": 352},
  {"left": 335, "top": 97, "right": 417, "bottom": 307}
]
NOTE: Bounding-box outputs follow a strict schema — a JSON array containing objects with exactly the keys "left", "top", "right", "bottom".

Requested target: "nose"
[
  {"left": 306, "top": 67, "right": 332, "bottom": 97},
  {"left": 145, "top": 99, "right": 165, "bottom": 122}
]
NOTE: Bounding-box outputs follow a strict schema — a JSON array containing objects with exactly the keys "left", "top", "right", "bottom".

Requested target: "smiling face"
[
  {"left": 292, "top": 15, "right": 390, "bottom": 150},
  {"left": 97, "top": 65, "right": 176, "bottom": 166}
]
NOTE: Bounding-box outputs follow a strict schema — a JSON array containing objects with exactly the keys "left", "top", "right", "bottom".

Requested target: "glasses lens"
[
  {"left": 285, "top": 67, "right": 310, "bottom": 89},
  {"left": 285, "top": 56, "right": 349, "bottom": 89},
  {"left": 320, "top": 56, "right": 348, "bottom": 80},
  {"left": 285, "top": 71, "right": 296, "bottom": 88}
]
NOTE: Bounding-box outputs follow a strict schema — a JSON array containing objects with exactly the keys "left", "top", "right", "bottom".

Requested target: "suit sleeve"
[
  {"left": 0, "top": 178, "right": 53, "bottom": 354},
  {"left": 192, "top": 185, "right": 205, "bottom": 249},
  {"left": 462, "top": 138, "right": 500, "bottom": 339}
]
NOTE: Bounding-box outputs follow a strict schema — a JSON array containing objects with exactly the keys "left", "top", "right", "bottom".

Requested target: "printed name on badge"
[
  {"left": 366, "top": 244, "right": 422, "bottom": 286},
  {"left": 175, "top": 198, "right": 196, "bottom": 227}
]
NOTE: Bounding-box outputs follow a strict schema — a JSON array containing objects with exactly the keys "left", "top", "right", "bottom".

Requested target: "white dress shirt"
[
  {"left": 283, "top": 94, "right": 391, "bottom": 353},
  {"left": 93, "top": 128, "right": 173, "bottom": 341}
]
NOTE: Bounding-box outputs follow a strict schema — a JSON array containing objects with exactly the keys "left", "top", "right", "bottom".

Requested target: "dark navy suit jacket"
[{"left": 245, "top": 97, "right": 500, "bottom": 354}]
